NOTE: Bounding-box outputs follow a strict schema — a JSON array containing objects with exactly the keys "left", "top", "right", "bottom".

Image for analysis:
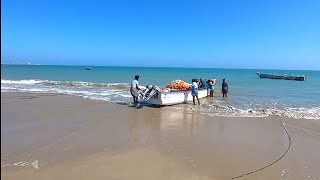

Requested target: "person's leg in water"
[
  {"left": 196, "top": 94, "right": 200, "bottom": 105},
  {"left": 131, "top": 88, "right": 138, "bottom": 103},
  {"left": 193, "top": 95, "right": 196, "bottom": 105},
  {"left": 223, "top": 90, "right": 227, "bottom": 97},
  {"left": 131, "top": 91, "right": 137, "bottom": 103}
]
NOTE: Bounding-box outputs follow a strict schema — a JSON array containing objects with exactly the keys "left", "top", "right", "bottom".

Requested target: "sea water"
[{"left": 1, "top": 65, "right": 319, "bottom": 119}]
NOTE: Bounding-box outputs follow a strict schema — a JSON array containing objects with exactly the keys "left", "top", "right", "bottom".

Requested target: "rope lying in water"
[{"left": 231, "top": 118, "right": 292, "bottom": 179}]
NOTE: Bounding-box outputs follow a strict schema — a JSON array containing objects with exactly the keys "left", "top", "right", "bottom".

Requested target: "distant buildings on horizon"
[{"left": 1, "top": 61, "right": 39, "bottom": 65}]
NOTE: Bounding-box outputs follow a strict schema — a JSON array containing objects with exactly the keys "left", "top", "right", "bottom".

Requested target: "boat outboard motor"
[
  {"left": 144, "top": 85, "right": 161, "bottom": 100},
  {"left": 142, "top": 85, "right": 152, "bottom": 96}
]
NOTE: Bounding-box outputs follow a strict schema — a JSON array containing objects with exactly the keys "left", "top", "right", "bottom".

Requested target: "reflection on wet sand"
[
  {"left": 3, "top": 93, "right": 320, "bottom": 179},
  {"left": 131, "top": 105, "right": 295, "bottom": 178},
  {"left": 159, "top": 106, "right": 202, "bottom": 134}
]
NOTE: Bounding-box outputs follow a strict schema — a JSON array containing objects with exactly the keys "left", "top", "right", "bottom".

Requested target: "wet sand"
[{"left": 1, "top": 92, "right": 320, "bottom": 179}]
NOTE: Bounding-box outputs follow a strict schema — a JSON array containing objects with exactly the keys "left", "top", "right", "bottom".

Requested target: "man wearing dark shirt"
[{"left": 221, "top": 78, "right": 228, "bottom": 97}]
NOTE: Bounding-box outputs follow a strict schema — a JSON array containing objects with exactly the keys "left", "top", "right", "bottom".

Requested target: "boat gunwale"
[{"left": 256, "top": 72, "right": 306, "bottom": 81}]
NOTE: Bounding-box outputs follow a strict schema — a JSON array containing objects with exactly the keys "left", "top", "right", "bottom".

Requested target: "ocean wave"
[
  {"left": 193, "top": 103, "right": 320, "bottom": 120},
  {"left": 1, "top": 79, "right": 131, "bottom": 89},
  {"left": 42, "top": 80, "right": 130, "bottom": 89},
  {"left": 2, "top": 79, "right": 319, "bottom": 120},
  {"left": 1, "top": 79, "right": 44, "bottom": 84},
  {"left": 1, "top": 79, "right": 133, "bottom": 104}
]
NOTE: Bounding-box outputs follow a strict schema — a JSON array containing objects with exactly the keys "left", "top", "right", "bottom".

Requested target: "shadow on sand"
[{"left": 116, "top": 102, "right": 162, "bottom": 109}]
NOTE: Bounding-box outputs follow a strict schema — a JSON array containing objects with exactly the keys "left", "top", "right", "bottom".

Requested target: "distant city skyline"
[{"left": 1, "top": 0, "right": 320, "bottom": 70}]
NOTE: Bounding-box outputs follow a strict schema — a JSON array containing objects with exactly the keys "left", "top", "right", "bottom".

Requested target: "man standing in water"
[
  {"left": 130, "top": 75, "right": 141, "bottom": 104},
  {"left": 221, "top": 78, "right": 228, "bottom": 97}
]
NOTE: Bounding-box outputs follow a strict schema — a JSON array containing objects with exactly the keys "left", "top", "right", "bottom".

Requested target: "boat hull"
[
  {"left": 144, "top": 89, "right": 208, "bottom": 105},
  {"left": 257, "top": 72, "right": 306, "bottom": 81}
]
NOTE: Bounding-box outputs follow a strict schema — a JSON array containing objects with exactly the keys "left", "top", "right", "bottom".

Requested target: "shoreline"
[{"left": 2, "top": 92, "right": 320, "bottom": 179}]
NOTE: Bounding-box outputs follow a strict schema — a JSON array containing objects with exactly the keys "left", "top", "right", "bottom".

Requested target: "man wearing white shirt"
[{"left": 130, "top": 75, "right": 141, "bottom": 104}]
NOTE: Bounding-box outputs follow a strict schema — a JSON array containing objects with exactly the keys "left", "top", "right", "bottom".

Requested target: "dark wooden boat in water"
[{"left": 256, "top": 72, "right": 306, "bottom": 81}]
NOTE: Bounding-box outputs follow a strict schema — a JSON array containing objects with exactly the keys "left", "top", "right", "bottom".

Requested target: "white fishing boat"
[{"left": 142, "top": 89, "right": 208, "bottom": 105}]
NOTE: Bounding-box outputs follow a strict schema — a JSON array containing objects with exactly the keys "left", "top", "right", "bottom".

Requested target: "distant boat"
[
  {"left": 85, "top": 67, "right": 91, "bottom": 70},
  {"left": 256, "top": 72, "right": 306, "bottom": 81}
]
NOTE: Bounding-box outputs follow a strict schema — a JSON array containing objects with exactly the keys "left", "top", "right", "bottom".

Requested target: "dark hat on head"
[{"left": 135, "top": 75, "right": 139, "bottom": 79}]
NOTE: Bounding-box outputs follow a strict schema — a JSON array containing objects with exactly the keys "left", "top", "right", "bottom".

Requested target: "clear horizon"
[
  {"left": 2, "top": 63, "right": 318, "bottom": 71},
  {"left": 1, "top": 0, "right": 320, "bottom": 70}
]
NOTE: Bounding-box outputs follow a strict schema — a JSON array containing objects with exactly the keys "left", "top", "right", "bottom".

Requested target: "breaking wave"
[
  {"left": 42, "top": 81, "right": 130, "bottom": 89},
  {"left": 1, "top": 79, "right": 44, "bottom": 85},
  {"left": 2, "top": 79, "right": 320, "bottom": 120},
  {"left": 1, "top": 79, "right": 131, "bottom": 89},
  {"left": 1, "top": 79, "right": 132, "bottom": 103},
  {"left": 191, "top": 103, "right": 320, "bottom": 120}
]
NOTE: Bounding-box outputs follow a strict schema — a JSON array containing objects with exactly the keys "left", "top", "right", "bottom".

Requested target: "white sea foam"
[
  {"left": 31, "top": 159, "right": 39, "bottom": 169},
  {"left": 42, "top": 80, "right": 130, "bottom": 89},
  {"left": 179, "top": 102, "right": 320, "bottom": 120},
  {"left": 2, "top": 159, "right": 40, "bottom": 169},
  {"left": 1, "top": 79, "right": 43, "bottom": 84},
  {"left": 195, "top": 104, "right": 320, "bottom": 120},
  {"left": 2, "top": 79, "right": 319, "bottom": 120}
]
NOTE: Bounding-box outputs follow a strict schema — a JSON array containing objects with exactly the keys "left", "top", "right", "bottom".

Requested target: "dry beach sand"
[{"left": 1, "top": 92, "right": 320, "bottom": 179}]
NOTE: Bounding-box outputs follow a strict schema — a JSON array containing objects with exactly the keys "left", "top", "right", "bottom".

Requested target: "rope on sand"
[
  {"left": 231, "top": 118, "right": 292, "bottom": 179},
  {"left": 188, "top": 106, "right": 292, "bottom": 179}
]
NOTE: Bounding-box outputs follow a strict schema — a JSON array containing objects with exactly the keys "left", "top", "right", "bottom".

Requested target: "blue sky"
[{"left": 1, "top": 0, "right": 320, "bottom": 70}]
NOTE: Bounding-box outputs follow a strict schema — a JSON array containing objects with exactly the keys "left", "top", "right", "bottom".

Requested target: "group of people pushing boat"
[
  {"left": 190, "top": 78, "right": 217, "bottom": 105},
  {"left": 130, "top": 75, "right": 228, "bottom": 105},
  {"left": 194, "top": 78, "right": 216, "bottom": 97}
]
